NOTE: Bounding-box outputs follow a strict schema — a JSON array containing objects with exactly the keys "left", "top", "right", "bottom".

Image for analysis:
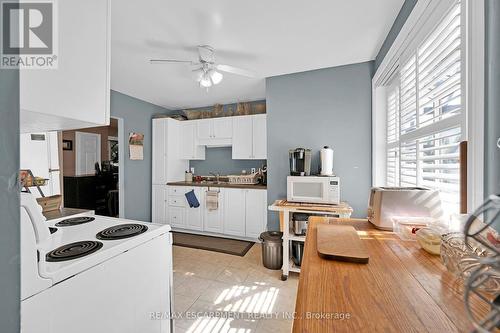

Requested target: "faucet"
[{"left": 209, "top": 172, "right": 220, "bottom": 183}]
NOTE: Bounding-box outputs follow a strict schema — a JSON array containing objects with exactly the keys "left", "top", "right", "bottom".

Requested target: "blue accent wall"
[
  {"left": 189, "top": 147, "right": 265, "bottom": 175},
  {"left": 374, "top": 0, "right": 418, "bottom": 72},
  {"left": 110, "top": 90, "right": 173, "bottom": 221},
  {"left": 266, "top": 62, "right": 373, "bottom": 228},
  {"left": 0, "top": 58, "right": 20, "bottom": 330}
]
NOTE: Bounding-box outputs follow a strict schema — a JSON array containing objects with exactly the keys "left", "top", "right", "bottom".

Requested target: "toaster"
[{"left": 367, "top": 187, "right": 444, "bottom": 230}]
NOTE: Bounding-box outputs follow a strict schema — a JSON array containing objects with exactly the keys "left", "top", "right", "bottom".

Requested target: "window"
[{"left": 383, "top": 1, "right": 463, "bottom": 214}]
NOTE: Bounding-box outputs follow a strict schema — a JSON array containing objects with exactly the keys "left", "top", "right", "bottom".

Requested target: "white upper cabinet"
[
  {"left": 152, "top": 120, "right": 167, "bottom": 184},
  {"left": 232, "top": 115, "right": 267, "bottom": 159},
  {"left": 20, "top": 0, "right": 111, "bottom": 133},
  {"left": 197, "top": 121, "right": 212, "bottom": 141},
  {"left": 181, "top": 122, "right": 205, "bottom": 160},
  {"left": 180, "top": 123, "right": 195, "bottom": 160},
  {"left": 232, "top": 116, "right": 253, "bottom": 159},
  {"left": 212, "top": 118, "right": 233, "bottom": 139},
  {"left": 252, "top": 115, "right": 267, "bottom": 159},
  {"left": 196, "top": 118, "right": 232, "bottom": 145},
  {"left": 152, "top": 118, "right": 188, "bottom": 185}
]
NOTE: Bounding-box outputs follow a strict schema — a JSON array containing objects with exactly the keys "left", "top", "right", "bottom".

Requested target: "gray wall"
[
  {"left": 190, "top": 147, "right": 265, "bottom": 175},
  {"left": 485, "top": 0, "right": 500, "bottom": 222},
  {"left": 266, "top": 62, "right": 373, "bottom": 228},
  {"left": 0, "top": 64, "right": 20, "bottom": 329},
  {"left": 110, "top": 90, "right": 173, "bottom": 221},
  {"left": 374, "top": 0, "right": 417, "bottom": 72}
]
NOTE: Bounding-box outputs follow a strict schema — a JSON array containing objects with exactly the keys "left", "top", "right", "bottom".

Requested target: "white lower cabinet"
[
  {"left": 245, "top": 190, "right": 268, "bottom": 238},
  {"left": 185, "top": 188, "right": 203, "bottom": 231},
  {"left": 165, "top": 186, "right": 203, "bottom": 230},
  {"left": 152, "top": 185, "right": 167, "bottom": 224},
  {"left": 203, "top": 188, "right": 224, "bottom": 233},
  {"left": 159, "top": 185, "right": 266, "bottom": 239},
  {"left": 223, "top": 188, "right": 246, "bottom": 236},
  {"left": 169, "top": 207, "right": 185, "bottom": 229}
]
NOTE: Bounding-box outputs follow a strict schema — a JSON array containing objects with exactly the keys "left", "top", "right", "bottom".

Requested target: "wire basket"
[
  {"left": 463, "top": 195, "right": 500, "bottom": 332},
  {"left": 227, "top": 173, "right": 260, "bottom": 185}
]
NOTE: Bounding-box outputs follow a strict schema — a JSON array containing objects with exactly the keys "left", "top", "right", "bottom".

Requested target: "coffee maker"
[{"left": 289, "top": 148, "right": 312, "bottom": 176}]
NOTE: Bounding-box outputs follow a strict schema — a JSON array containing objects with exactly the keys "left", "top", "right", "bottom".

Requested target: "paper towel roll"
[{"left": 320, "top": 146, "right": 334, "bottom": 176}]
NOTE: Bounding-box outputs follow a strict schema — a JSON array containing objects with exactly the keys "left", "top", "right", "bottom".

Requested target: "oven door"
[{"left": 287, "top": 177, "right": 329, "bottom": 204}]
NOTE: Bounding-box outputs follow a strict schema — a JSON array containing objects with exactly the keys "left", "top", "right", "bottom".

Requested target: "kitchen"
[{"left": 1, "top": 0, "right": 500, "bottom": 333}]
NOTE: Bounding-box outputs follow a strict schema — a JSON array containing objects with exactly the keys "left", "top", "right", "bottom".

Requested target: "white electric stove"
[{"left": 20, "top": 193, "right": 173, "bottom": 333}]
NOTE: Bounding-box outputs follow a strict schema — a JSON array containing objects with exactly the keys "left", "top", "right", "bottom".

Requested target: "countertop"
[
  {"left": 293, "top": 217, "right": 490, "bottom": 333},
  {"left": 43, "top": 207, "right": 94, "bottom": 220},
  {"left": 166, "top": 181, "right": 267, "bottom": 190}
]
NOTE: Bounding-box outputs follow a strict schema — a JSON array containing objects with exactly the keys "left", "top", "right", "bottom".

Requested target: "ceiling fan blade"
[
  {"left": 216, "top": 64, "right": 256, "bottom": 78},
  {"left": 149, "top": 59, "right": 195, "bottom": 65}
]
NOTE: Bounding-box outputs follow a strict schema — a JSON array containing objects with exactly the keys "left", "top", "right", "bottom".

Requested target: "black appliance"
[{"left": 289, "top": 148, "right": 312, "bottom": 176}]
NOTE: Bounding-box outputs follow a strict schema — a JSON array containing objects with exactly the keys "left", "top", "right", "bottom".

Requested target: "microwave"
[{"left": 287, "top": 176, "right": 340, "bottom": 205}]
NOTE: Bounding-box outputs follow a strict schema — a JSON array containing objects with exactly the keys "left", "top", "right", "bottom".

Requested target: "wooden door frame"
[{"left": 111, "top": 116, "right": 125, "bottom": 218}]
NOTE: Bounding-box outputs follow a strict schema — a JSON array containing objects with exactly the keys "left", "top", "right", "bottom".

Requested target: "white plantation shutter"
[
  {"left": 400, "top": 56, "right": 417, "bottom": 136},
  {"left": 386, "top": 87, "right": 400, "bottom": 186},
  {"left": 385, "top": 1, "right": 463, "bottom": 214}
]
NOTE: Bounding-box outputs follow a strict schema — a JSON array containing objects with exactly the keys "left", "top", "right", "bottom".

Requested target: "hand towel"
[{"left": 206, "top": 190, "right": 219, "bottom": 211}]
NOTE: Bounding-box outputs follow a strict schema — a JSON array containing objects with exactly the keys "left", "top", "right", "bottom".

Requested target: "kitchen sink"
[{"left": 199, "top": 180, "right": 227, "bottom": 185}]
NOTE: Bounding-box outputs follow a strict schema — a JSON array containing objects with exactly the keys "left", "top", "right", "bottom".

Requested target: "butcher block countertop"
[
  {"left": 293, "top": 217, "right": 490, "bottom": 333},
  {"left": 166, "top": 181, "right": 267, "bottom": 190}
]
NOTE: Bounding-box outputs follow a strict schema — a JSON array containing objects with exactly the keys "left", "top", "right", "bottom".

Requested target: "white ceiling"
[{"left": 111, "top": 0, "right": 404, "bottom": 110}]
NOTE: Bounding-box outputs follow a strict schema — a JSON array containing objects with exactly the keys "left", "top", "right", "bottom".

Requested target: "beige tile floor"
[{"left": 172, "top": 244, "right": 299, "bottom": 333}]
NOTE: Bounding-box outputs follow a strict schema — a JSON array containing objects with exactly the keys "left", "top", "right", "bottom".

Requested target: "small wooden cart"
[{"left": 268, "top": 200, "right": 353, "bottom": 280}]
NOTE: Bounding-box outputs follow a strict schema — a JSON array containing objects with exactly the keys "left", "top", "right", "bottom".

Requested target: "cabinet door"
[
  {"left": 197, "top": 120, "right": 212, "bottom": 140},
  {"left": 185, "top": 188, "right": 203, "bottom": 231},
  {"left": 213, "top": 118, "right": 233, "bottom": 139},
  {"left": 245, "top": 190, "right": 267, "bottom": 238},
  {"left": 223, "top": 188, "right": 246, "bottom": 236},
  {"left": 252, "top": 115, "right": 267, "bottom": 159},
  {"left": 20, "top": 0, "right": 110, "bottom": 132},
  {"left": 203, "top": 188, "right": 223, "bottom": 233},
  {"left": 152, "top": 120, "right": 166, "bottom": 184},
  {"left": 169, "top": 206, "right": 186, "bottom": 228},
  {"left": 232, "top": 117, "right": 253, "bottom": 159},
  {"left": 180, "top": 123, "right": 195, "bottom": 159},
  {"left": 152, "top": 185, "right": 167, "bottom": 224}
]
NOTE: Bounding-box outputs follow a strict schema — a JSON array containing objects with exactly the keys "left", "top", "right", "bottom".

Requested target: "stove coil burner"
[
  {"left": 96, "top": 224, "right": 148, "bottom": 240},
  {"left": 55, "top": 216, "right": 95, "bottom": 227},
  {"left": 46, "top": 241, "right": 103, "bottom": 262}
]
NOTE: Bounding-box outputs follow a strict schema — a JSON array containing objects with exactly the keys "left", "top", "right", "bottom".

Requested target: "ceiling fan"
[{"left": 149, "top": 45, "right": 256, "bottom": 89}]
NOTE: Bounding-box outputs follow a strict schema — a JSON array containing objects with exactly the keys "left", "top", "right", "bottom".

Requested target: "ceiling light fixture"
[
  {"left": 199, "top": 73, "right": 212, "bottom": 88},
  {"left": 209, "top": 70, "right": 223, "bottom": 85}
]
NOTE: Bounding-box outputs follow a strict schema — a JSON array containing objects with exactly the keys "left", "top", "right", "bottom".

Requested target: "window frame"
[{"left": 372, "top": 0, "right": 485, "bottom": 213}]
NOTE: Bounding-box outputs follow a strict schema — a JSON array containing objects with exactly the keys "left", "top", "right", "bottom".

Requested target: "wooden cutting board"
[{"left": 316, "top": 224, "right": 369, "bottom": 264}]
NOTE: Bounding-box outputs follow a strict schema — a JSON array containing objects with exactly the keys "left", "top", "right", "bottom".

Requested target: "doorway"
[{"left": 61, "top": 118, "right": 122, "bottom": 217}]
